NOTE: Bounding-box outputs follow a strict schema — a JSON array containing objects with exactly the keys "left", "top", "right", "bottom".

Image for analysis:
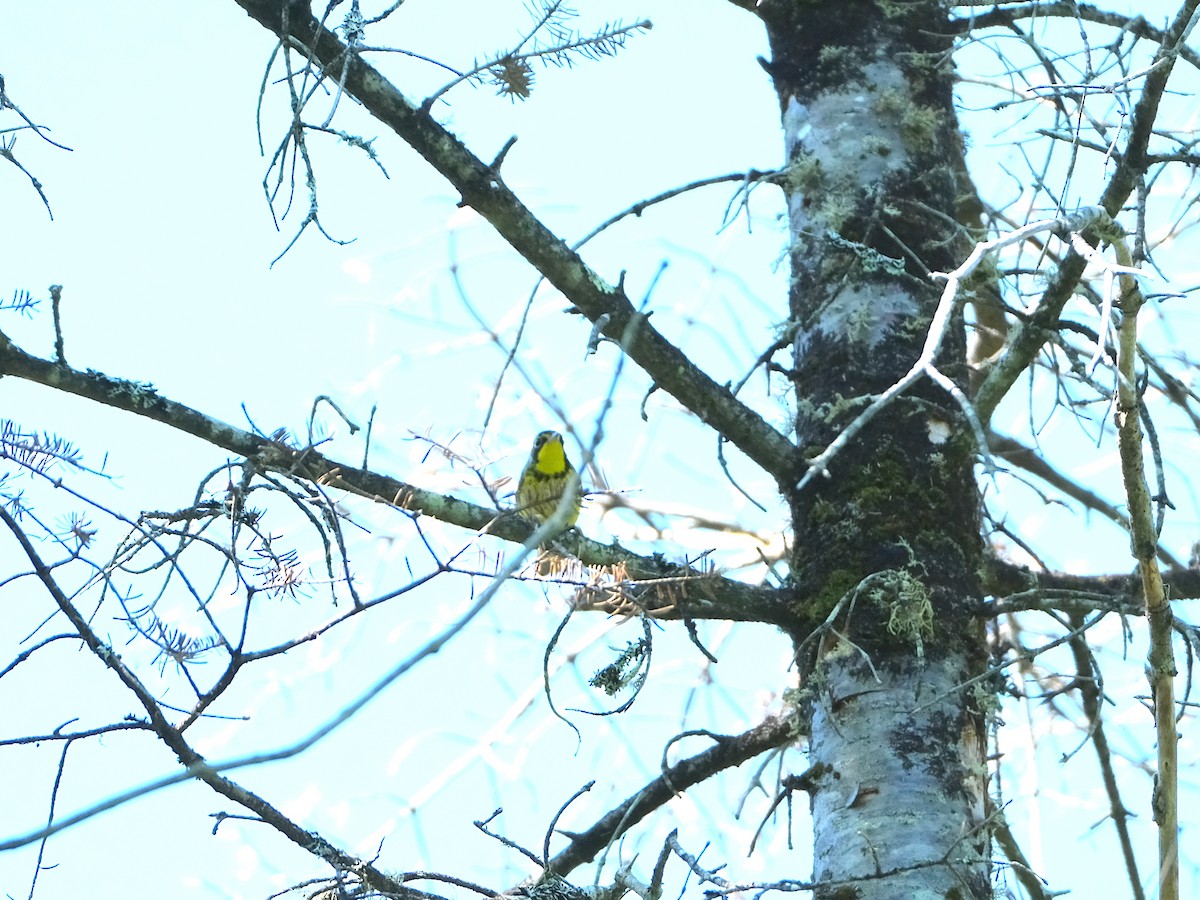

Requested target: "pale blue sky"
[{"left": 1, "top": 2, "right": 1197, "bottom": 898}]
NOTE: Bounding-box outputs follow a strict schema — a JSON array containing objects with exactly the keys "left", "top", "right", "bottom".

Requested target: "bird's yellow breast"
[{"left": 535, "top": 437, "right": 568, "bottom": 475}]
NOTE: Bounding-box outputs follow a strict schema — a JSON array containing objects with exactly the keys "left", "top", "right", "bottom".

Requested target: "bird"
[{"left": 516, "top": 430, "right": 581, "bottom": 527}]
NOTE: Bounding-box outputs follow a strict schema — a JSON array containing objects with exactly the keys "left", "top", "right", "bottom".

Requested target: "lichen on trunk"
[{"left": 762, "top": 1, "right": 990, "bottom": 895}]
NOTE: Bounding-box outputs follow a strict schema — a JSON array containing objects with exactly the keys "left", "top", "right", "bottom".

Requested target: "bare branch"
[
  {"left": 230, "top": 0, "right": 803, "bottom": 487},
  {"left": 546, "top": 714, "right": 796, "bottom": 876},
  {"left": 0, "top": 328, "right": 790, "bottom": 621},
  {"left": 974, "top": 0, "right": 1200, "bottom": 423}
]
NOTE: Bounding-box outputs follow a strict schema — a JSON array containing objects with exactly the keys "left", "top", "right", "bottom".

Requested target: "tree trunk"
[{"left": 764, "top": 2, "right": 990, "bottom": 895}]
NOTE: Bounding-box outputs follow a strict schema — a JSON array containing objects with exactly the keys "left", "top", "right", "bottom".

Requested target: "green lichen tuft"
[
  {"left": 880, "top": 569, "right": 935, "bottom": 644},
  {"left": 784, "top": 154, "right": 825, "bottom": 194}
]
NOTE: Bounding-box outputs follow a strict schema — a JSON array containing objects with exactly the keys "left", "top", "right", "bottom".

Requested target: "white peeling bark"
[
  {"left": 810, "top": 657, "right": 988, "bottom": 897},
  {"left": 763, "top": 2, "right": 992, "bottom": 896}
]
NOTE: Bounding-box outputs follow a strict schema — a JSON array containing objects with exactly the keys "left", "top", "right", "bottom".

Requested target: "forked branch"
[{"left": 231, "top": 0, "right": 804, "bottom": 487}]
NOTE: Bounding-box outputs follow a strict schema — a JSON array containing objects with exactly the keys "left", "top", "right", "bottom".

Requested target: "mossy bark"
[{"left": 763, "top": 1, "right": 990, "bottom": 896}]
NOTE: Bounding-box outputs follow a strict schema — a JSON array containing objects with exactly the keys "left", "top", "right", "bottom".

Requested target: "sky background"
[{"left": 1, "top": 1, "right": 1198, "bottom": 898}]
